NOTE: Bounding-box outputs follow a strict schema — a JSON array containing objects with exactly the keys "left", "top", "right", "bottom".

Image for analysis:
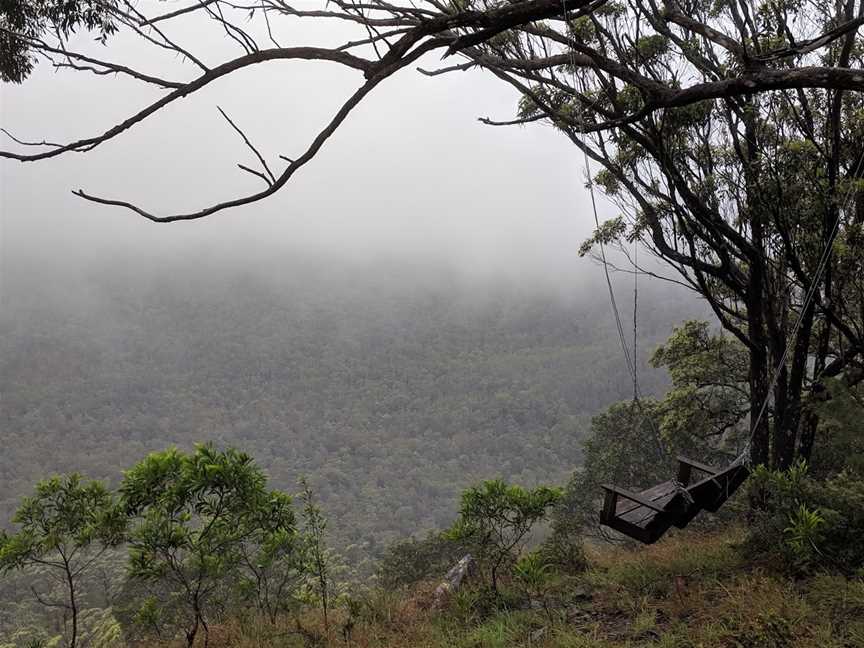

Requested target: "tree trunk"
[
  {"left": 747, "top": 265, "right": 771, "bottom": 467},
  {"left": 64, "top": 564, "right": 78, "bottom": 648},
  {"left": 769, "top": 341, "right": 791, "bottom": 469},
  {"left": 186, "top": 613, "right": 199, "bottom": 648},
  {"left": 798, "top": 408, "right": 820, "bottom": 461},
  {"left": 780, "top": 299, "right": 817, "bottom": 467}
]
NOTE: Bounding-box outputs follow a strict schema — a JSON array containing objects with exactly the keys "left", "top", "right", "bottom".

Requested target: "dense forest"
[{"left": 0, "top": 254, "right": 705, "bottom": 569}]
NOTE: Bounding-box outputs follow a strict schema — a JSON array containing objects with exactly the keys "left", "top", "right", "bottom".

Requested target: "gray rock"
[{"left": 433, "top": 554, "right": 477, "bottom": 605}]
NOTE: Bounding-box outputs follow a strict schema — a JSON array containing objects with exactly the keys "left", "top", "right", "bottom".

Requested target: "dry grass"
[{"left": 140, "top": 529, "right": 863, "bottom": 648}]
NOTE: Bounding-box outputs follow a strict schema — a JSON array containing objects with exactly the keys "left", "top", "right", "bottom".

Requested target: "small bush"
[
  {"left": 344, "top": 588, "right": 403, "bottom": 627},
  {"left": 449, "top": 611, "right": 536, "bottom": 648},
  {"left": 746, "top": 463, "right": 864, "bottom": 574},
  {"left": 536, "top": 529, "right": 589, "bottom": 575},
  {"left": 456, "top": 616, "right": 514, "bottom": 648},
  {"left": 377, "top": 532, "right": 476, "bottom": 590},
  {"left": 446, "top": 479, "right": 561, "bottom": 591},
  {"left": 445, "top": 585, "right": 508, "bottom": 625}
]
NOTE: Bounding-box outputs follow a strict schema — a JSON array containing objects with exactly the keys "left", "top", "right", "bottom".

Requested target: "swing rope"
[{"left": 558, "top": 0, "right": 666, "bottom": 460}]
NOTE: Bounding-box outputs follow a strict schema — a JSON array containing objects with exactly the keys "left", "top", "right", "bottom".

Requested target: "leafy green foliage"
[
  {"left": 0, "top": 474, "right": 124, "bottom": 648},
  {"left": 650, "top": 320, "right": 749, "bottom": 452},
  {"left": 578, "top": 217, "right": 628, "bottom": 257},
  {"left": 632, "top": 34, "right": 669, "bottom": 61},
  {"left": 298, "top": 478, "right": 335, "bottom": 631},
  {"left": 120, "top": 444, "right": 298, "bottom": 647},
  {"left": 0, "top": 0, "right": 117, "bottom": 82},
  {"left": 0, "top": 475, "right": 124, "bottom": 567},
  {"left": 236, "top": 510, "right": 304, "bottom": 624},
  {"left": 377, "top": 531, "right": 475, "bottom": 590},
  {"left": 446, "top": 480, "right": 561, "bottom": 591},
  {"left": 747, "top": 463, "right": 864, "bottom": 574},
  {"left": 113, "top": 573, "right": 188, "bottom": 643},
  {"left": 783, "top": 504, "right": 826, "bottom": 569},
  {"left": 534, "top": 529, "right": 587, "bottom": 576},
  {"left": 513, "top": 551, "right": 556, "bottom": 619},
  {"left": 809, "top": 377, "right": 864, "bottom": 476}
]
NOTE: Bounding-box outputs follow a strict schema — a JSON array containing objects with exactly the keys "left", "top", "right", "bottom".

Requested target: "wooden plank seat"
[
  {"left": 686, "top": 462, "right": 750, "bottom": 513},
  {"left": 599, "top": 456, "right": 750, "bottom": 544},
  {"left": 599, "top": 480, "right": 684, "bottom": 543}
]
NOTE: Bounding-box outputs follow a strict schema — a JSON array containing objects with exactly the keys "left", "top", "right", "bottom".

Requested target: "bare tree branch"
[
  {"left": 71, "top": 38, "right": 445, "bottom": 221},
  {"left": 217, "top": 106, "right": 275, "bottom": 184},
  {"left": 1, "top": 47, "right": 373, "bottom": 162}
]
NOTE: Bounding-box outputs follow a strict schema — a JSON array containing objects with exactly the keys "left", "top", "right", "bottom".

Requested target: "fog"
[{"left": 0, "top": 16, "right": 623, "bottom": 298}]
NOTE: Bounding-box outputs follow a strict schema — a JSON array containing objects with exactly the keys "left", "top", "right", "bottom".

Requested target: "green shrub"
[
  {"left": 120, "top": 445, "right": 299, "bottom": 647},
  {"left": 344, "top": 587, "right": 403, "bottom": 628},
  {"left": 783, "top": 503, "right": 826, "bottom": 570},
  {"left": 450, "top": 612, "right": 537, "bottom": 648},
  {"left": 536, "top": 528, "right": 588, "bottom": 575},
  {"left": 376, "top": 531, "right": 476, "bottom": 589},
  {"left": 746, "top": 462, "right": 864, "bottom": 574},
  {"left": 446, "top": 585, "right": 509, "bottom": 624},
  {"left": 446, "top": 480, "right": 561, "bottom": 591},
  {"left": 809, "top": 378, "right": 864, "bottom": 477}
]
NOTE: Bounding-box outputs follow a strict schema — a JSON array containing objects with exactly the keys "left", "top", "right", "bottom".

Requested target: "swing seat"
[{"left": 599, "top": 456, "right": 750, "bottom": 544}]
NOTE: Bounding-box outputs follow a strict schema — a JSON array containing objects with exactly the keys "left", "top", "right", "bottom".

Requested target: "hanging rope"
[
  {"left": 559, "top": 0, "right": 666, "bottom": 460},
  {"left": 633, "top": 241, "right": 639, "bottom": 403}
]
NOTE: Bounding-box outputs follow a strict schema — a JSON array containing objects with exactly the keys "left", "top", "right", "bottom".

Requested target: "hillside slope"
[
  {"left": 0, "top": 260, "right": 705, "bottom": 564},
  {"left": 177, "top": 528, "right": 863, "bottom": 648}
]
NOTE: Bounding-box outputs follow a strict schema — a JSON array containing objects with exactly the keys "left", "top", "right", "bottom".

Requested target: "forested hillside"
[{"left": 0, "top": 254, "right": 703, "bottom": 565}]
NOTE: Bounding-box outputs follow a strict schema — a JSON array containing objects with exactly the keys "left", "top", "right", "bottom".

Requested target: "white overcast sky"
[{"left": 0, "top": 10, "right": 618, "bottom": 291}]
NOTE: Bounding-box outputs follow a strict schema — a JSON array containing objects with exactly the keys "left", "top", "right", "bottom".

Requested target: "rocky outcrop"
[{"left": 433, "top": 554, "right": 476, "bottom": 606}]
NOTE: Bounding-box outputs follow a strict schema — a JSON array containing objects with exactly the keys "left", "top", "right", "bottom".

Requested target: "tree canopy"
[
  {"left": 0, "top": 0, "right": 116, "bottom": 82},
  {"left": 0, "top": 475, "right": 125, "bottom": 648},
  {"left": 120, "top": 444, "right": 297, "bottom": 647}
]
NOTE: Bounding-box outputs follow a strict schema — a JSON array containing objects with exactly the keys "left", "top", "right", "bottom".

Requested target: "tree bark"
[
  {"left": 186, "top": 610, "right": 199, "bottom": 648},
  {"left": 64, "top": 563, "right": 78, "bottom": 648}
]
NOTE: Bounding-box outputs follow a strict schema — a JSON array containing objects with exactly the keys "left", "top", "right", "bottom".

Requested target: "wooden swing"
[{"left": 599, "top": 455, "right": 750, "bottom": 544}]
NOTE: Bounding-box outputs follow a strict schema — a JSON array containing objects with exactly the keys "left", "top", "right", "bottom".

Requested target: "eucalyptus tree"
[
  {"left": 447, "top": 479, "right": 561, "bottom": 591},
  {"left": 0, "top": 474, "right": 125, "bottom": 648},
  {"left": 505, "top": 0, "right": 864, "bottom": 470},
  {"left": 120, "top": 444, "right": 297, "bottom": 648},
  {"left": 298, "top": 477, "right": 334, "bottom": 632},
  {"left": 5, "top": 0, "right": 864, "bottom": 466}
]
